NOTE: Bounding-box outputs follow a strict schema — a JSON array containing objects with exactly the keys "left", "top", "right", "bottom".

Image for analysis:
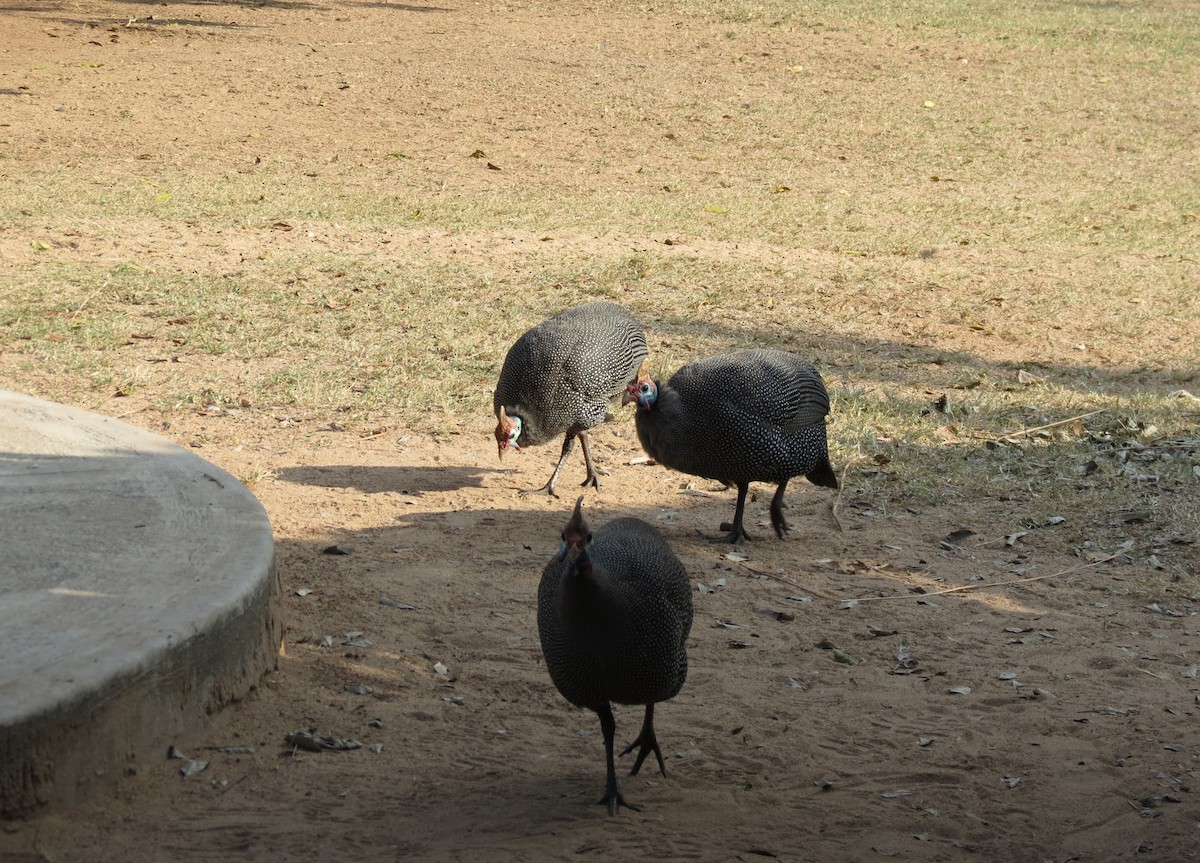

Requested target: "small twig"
[
  {"left": 219, "top": 774, "right": 248, "bottom": 794},
  {"left": 967, "top": 533, "right": 1020, "bottom": 549},
  {"left": 739, "top": 563, "right": 841, "bottom": 600},
  {"left": 995, "top": 409, "right": 1105, "bottom": 442},
  {"left": 969, "top": 528, "right": 1048, "bottom": 550},
  {"left": 848, "top": 553, "right": 1118, "bottom": 602},
  {"left": 1108, "top": 441, "right": 1199, "bottom": 455},
  {"left": 67, "top": 279, "right": 110, "bottom": 318},
  {"left": 830, "top": 458, "right": 854, "bottom": 533}
]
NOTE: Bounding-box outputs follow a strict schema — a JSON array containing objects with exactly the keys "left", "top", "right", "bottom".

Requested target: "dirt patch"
[
  {"left": 1, "top": 1, "right": 1198, "bottom": 861},
  {"left": 3, "top": 406, "right": 1196, "bottom": 861}
]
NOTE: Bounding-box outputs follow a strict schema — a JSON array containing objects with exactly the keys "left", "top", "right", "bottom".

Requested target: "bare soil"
[{"left": 1, "top": 1, "right": 1198, "bottom": 861}]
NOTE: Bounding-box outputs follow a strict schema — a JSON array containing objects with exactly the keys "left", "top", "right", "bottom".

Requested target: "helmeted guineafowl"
[
  {"left": 537, "top": 496, "right": 693, "bottom": 816},
  {"left": 624, "top": 348, "right": 838, "bottom": 543},
  {"left": 494, "top": 301, "right": 648, "bottom": 497}
]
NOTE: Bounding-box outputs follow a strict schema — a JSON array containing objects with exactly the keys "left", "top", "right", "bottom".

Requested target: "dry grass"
[{"left": 1, "top": 0, "right": 1197, "bottom": 590}]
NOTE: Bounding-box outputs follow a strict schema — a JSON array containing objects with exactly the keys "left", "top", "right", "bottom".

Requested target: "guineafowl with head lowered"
[
  {"left": 625, "top": 348, "right": 838, "bottom": 543},
  {"left": 537, "top": 497, "right": 693, "bottom": 816},
  {"left": 494, "top": 301, "right": 648, "bottom": 497}
]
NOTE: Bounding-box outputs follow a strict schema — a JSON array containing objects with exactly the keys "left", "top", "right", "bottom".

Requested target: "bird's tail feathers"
[{"left": 806, "top": 457, "right": 839, "bottom": 489}]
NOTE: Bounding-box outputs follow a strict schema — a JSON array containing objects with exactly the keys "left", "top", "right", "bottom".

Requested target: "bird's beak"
[{"left": 496, "top": 433, "right": 519, "bottom": 459}]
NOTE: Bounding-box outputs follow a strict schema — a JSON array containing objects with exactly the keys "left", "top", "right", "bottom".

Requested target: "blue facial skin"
[
  {"left": 556, "top": 532, "right": 594, "bottom": 575},
  {"left": 634, "top": 380, "right": 657, "bottom": 409}
]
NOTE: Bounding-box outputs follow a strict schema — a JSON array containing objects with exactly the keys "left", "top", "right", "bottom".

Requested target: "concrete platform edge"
[{"left": 0, "top": 556, "right": 282, "bottom": 818}]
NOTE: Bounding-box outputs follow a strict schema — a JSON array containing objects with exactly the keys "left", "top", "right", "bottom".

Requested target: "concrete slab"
[{"left": 0, "top": 391, "right": 281, "bottom": 818}]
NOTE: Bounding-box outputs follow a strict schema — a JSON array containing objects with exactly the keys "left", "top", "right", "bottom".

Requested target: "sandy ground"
[
  {"left": 3, "top": 409, "right": 1197, "bottom": 863},
  {"left": 1, "top": 0, "right": 1198, "bottom": 861}
]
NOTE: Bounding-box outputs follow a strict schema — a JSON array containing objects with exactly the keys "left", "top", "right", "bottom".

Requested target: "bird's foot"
[
  {"left": 598, "top": 785, "right": 640, "bottom": 816},
  {"left": 594, "top": 464, "right": 612, "bottom": 477},
  {"left": 518, "top": 482, "right": 559, "bottom": 498},
  {"left": 769, "top": 511, "right": 790, "bottom": 540},
  {"left": 712, "top": 522, "right": 751, "bottom": 543},
  {"left": 579, "top": 473, "right": 602, "bottom": 491},
  {"left": 620, "top": 731, "right": 668, "bottom": 777}
]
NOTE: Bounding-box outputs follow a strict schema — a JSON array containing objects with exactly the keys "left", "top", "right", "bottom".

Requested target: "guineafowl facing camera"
[{"left": 537, "top": 497, "right": 693, "bottom": 816}]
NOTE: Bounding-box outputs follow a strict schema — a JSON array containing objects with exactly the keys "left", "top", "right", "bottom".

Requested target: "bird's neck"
[{"left": 562, "top": 558, "right": 609, "bottom": 627}]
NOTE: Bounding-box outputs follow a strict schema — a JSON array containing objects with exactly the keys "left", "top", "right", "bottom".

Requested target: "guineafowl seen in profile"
[
  {"left": 494, "top": 302, "right": 648, "bottom": 497},
  {"left": 624, "top": 348, "right": 838, "bottom": 543},
  {"left": 537, "top": 496, "right": 693, "bottom": 816}
]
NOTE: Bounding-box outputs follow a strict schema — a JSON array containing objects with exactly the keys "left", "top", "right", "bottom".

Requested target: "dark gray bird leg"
[
  {"left": 769, "top": 479, "right": 790, "bottom": 539},
  {"left": 620, "top": 702, "right": 667, "bottom": 777},
  {"left": 520, "top": 434, "right": 577, "bottom": 498},
  {"left": 714, "top": 482, "right": 753, "bottom": 543},
  {"left": 597, "top": 703, "right": 639, "bottom": 816},
  {"left": 577, "top": 431, "right": 604, "bottom": 490}
]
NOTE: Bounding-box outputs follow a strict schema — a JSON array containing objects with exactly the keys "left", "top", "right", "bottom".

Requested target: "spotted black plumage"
[
  {"left": 494, "top": 302, "right": 648, "bottom": 497},
  {"left": 537, "top": 497, "right": 692, "bottom": 816},
  {"left": 626, "top": 348, "right": 838, "bottom": 543}
]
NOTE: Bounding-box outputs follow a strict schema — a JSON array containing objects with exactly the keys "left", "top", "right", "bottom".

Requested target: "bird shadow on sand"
[
  {"left": 387, "top": 773, "right": 630, "bottom": 856},
  {"left": 275, "top": 463, "right": 499, "bottom": 494}
]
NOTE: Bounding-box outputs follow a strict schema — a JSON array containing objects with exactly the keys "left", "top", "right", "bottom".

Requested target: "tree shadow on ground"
[
  {"left": 640, "top": 309, "right": 1198, "bottom": 398},
  {"left": 0, "top": 0, "right": 454, "bottom": 14},
  {"left": 346, "top": 1, "right": 452, "bottom": 10}
]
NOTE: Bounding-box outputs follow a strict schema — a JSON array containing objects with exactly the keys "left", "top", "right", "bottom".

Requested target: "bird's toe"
[{"left": 713, "top": 523, "right": 750, "bottom": 543}]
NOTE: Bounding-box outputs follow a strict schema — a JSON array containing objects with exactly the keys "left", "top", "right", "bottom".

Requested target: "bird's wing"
[
  {"left": 758, "top": 357, "right": 830, "bottom": 430},
  {"left": 558, "top": 327, "right": 648, "bottom": 404},
  {"left": 675, "top": 353, "right": 829, "bottom": 431}
]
